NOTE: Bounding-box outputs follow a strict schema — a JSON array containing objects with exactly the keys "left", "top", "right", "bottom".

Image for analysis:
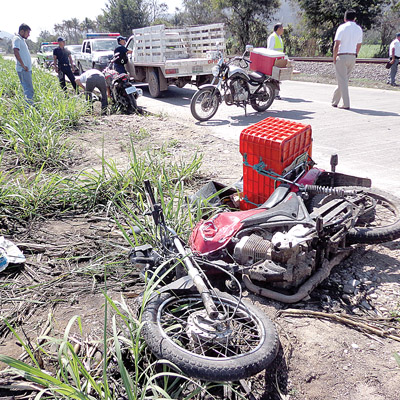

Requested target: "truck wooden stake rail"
[{"left": 125, "top": 23, "right": 225, "bottom": 97}]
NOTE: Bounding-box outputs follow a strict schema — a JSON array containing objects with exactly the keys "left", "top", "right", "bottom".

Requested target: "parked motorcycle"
[
  {"left": 130, "top": 180, "right": 279, "bottom": 382},
  {"left": 103, "top": 56, "right": 142, "bottom": 114},
  {"left": 189, "top": 155, "right": 400, "bottom": 303},
  {"left": 190, "top": 45, "right": 279, "bottom": 121}
]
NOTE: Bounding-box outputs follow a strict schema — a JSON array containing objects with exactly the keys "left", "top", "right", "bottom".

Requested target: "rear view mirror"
[{"left": 246, "top": 44, "right": 254, "bottom": 52}]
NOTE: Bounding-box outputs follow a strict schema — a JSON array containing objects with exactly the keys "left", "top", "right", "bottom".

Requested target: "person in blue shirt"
[
  {"left": 53, "top": 37, "right": 77, "bottom": 92},
  {"left": 12, "top": 23, "right": 34, "bottom": 105},
  {"left": 114, "top": 36, "right": 132, "bottom": 74}
]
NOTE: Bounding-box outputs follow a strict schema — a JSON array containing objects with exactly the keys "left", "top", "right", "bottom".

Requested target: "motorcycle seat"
[{"left": 248, "top": 71, "right": 266, "bottom": 83}]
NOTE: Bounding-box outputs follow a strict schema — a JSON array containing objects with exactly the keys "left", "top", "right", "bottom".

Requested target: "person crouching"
[{"left": 75, "top": 69, "right": 108, "bottom": 111}]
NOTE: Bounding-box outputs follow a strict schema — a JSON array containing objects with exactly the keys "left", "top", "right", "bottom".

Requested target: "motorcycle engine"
[
  {"left": 230, "top": 79, "right": 249, "bottom": 102},
  {"left": 233, "top": 225, "right": 316, "bottom": 288}
]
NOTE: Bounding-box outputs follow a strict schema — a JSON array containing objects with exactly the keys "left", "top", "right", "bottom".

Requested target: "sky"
[{"left": 1, "top": 0, "right": 183, "bottom": 41}]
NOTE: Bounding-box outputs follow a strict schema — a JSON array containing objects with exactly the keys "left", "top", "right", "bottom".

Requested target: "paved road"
[{"left": 140, "top": 80, "right": 400, "bottom": 195}]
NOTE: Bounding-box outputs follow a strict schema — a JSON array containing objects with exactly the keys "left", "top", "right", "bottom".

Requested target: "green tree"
[
  {"left": 101, "top": 0, "right": 150, "bottom": 36},
  {"left": 296, "top": 0, "right": 387, "bottom": 55},
  {"left": 216, "top": 0, "right": 280, "bottom": 52},
  {"left": 182, "top": 0, "right": 221, "bottom": 25}
]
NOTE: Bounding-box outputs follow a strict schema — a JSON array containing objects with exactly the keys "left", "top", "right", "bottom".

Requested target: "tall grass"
[
  {"left": 0, "top": 57, "right": 88, "bottom": 169},
  {"left": 0, "top": 267, "right": 236, "bottom": 399}
]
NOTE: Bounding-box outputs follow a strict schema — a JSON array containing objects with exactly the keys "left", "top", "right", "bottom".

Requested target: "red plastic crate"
[
  {"left": 250, "top": 49, "right": 285, "bottom": 75},
  {"left": 240, "top": 117, "right": 312, "bottom": 210}
]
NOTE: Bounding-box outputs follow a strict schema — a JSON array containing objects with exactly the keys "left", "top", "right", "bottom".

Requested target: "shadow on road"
[
  {"left": 346, "top": 108, "right": 399, "bottom": 117},
  {"left": 280, "top": 96, "right": 313, "bottom": 104}
]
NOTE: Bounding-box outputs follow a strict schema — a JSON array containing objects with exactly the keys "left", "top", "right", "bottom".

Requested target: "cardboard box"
[
  {"left": 274, "top": 58, "right": 287, "bottom": 68},
  {"left": 271, "top": 66, "right": 293, "bottom": 81}
]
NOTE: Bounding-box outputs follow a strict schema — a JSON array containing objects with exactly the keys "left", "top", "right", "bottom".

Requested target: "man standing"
[
  {"left": 387, "top": 33, "right": 400, "bottom": 86},
  {"left": 12, "top": 23, "right": 34, "bottom": 105},
  {"left": 75, "top": 69, "right": 108, "bottom": 111},
  {"left": 53, "top": 37, "right": 77, "bottom": 92},
  {"left": 332, "top": 10, "right": 363, "bottom": 110},
  {"left": 114, "top": 36, "right": 132, "bottom": 74},
  {"left": 267, "top": 23, "right": 284, "bottom": 100}
]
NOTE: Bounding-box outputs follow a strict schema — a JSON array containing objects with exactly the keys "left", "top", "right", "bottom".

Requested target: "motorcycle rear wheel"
[
  {"left": 250, "top": 82, "right": 275, "bottom": 112},
  {"left": 126, "top": 93, "right": 138, "bottom": 114},
  {"left": 190, "top": 88, "right": 220, "bottom": 121},
  {"left": 142, "top": 290, "right": 279, "bottom": 381},
  {"left": 313, "top": 186, "right": 400, "bottom": 244}
]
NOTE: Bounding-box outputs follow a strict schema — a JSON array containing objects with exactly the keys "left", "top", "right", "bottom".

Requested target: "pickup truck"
[
  {"left": 37, "top": 42, "right": 58, "bottom": 68},
  {"left": 75, "top": 33, "right": 120, "bottom": 73},
  {"left": 125, "top": 23, "right": 225, "bottom": 97}
]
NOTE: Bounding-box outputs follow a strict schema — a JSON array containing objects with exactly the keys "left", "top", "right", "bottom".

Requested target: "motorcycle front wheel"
[
  {"left": 190, "top": 88, "right": 220, "bottom": 121},
  {"left": 250, "top": 82, "right": 275, "bottom": 112},
  {"left": 312, "top": 186, "right": 400, "bottom": 244},
  {"left": 142, "top": 290, "right": 279, "bottom": 381}
]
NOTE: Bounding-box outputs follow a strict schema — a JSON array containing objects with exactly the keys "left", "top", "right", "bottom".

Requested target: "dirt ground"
[{"left": 1, "top": 111, "right": 399, "bottom": 400}]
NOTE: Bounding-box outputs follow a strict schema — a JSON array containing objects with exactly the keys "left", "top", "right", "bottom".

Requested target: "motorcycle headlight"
[{"left": 212, "top": 65, "right": 220, "bottom": 77}]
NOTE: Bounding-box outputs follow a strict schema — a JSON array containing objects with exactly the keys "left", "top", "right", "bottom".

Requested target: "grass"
[
  {"left": 0, "top": 56, "right": 88, "bottom": 170},
  {"left": 358, "top": 44, "right": 381, "bottom": 58}
]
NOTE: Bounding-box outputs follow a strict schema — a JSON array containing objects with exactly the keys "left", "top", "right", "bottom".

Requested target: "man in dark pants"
[
  {"left": 75, "top": 69, "right": 108, "bottom": 111},
  {"left": 114, "top": 36, "right": 132, "bottom": 74},
  {"left": 53, "top": 37, "right": 77, "bottom": 92}
]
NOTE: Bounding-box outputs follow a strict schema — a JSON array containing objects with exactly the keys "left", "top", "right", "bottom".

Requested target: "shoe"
[
  {"left": 275, "top": 95, "right": 282, "bottom": 100},
  {"left": 390, "top": 83, "right": 398, "bottom": 87},
  {"left": 331, "top": 104, "right": 338, "bottom": 108},
  {"left": 339, "top": 106, "right": 350, "bottom": 110}
]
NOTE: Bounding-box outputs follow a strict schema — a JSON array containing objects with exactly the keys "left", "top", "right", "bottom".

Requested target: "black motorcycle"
[
  {"left": 190, "top": 45, "right": 279, "bottom": 121},
  {"left": 103, "top": 56, "right": 142, "bottom": 114}
]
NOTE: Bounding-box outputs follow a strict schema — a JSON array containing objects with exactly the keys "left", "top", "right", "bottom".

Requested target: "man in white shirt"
[
  {"left": 331, "top": 10, "right": 363, "bottom": 110},
  {"left": 12, "top": 23, "right": 34, "bottom": 105},
  {"left": 75, "top": 69, "right": 108, "bottom": 110},
  {"left": 387, "top": 33, "right": 400, "bottom": 86}
]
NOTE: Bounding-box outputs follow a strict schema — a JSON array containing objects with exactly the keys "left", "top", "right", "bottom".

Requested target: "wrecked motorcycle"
[
  {"left": 130, "top": 180, "right": 279, "bottom": 382},
  {"left": 189, "top": 155, "right": 400, "bottom": 303}
]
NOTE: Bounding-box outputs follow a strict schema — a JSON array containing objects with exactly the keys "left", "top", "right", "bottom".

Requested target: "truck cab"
[
  {"left": 37, "top": 42, "right": 58, "bottom": 69},
  {"left": 76, "top": 33, "right": 120, "bottom": 73}
]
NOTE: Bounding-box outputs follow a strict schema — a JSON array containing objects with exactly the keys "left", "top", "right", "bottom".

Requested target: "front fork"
[{"left": 172, "top": 234, "right": 220, "bottom": 319}]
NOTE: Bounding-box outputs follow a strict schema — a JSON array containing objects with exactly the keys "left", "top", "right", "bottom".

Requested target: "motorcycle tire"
[
  {"left": 190, "top": 88, "right": 220, "bottom": 122},
  {"left": 311, "top": 186, "right": 400, "bottom": 244},
  {"left": 141, "top": 290, "right": 279, "bottom": 381},
  {"left": 250, "top": 82, "right": 275, "bottom": 112},
  {"left": 126, "top": 93, "right": 138, "bottom": 114}
]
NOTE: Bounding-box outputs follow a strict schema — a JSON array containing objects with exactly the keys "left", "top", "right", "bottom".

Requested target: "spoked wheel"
[
  {"left": 142, "top": 291, "right": 279, "bottom": 381},
  {"left": 312, "top": 186, "right": 400, "bottom": 244},
  {"left": 190, "top": 88, "right": 220, "bottom": 121},
  {"left": 250, "top": 82, "right": 275, "bottom": 112}
]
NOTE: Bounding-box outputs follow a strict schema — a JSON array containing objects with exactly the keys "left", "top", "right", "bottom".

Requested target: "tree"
[
  {"left": 296, "top": 0, "right": 387, "bottom": 55},
  {"left": 101, "top": 0, "right": 150, "bottom": 36},
  {"left": 216, "top": 0, "right": 280, "bottom": 52},
  {"left": 182, "top": 0, "right": 221, "bottom": 25},
  {"left": 148, "top": 0, "right": 169, "bottom": 23}
]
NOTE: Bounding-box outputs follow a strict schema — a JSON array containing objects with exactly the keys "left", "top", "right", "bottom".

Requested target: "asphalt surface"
[{"left": 138, "top": 80, "right": 400, "bottom": 196}]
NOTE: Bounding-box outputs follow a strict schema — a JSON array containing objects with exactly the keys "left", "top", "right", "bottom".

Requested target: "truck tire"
[{"left": 148, "top": 70, "right": 161, "bottom": 98}]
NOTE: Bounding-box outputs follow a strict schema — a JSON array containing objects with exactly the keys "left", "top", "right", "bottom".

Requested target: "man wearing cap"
[
  {"left": 387, "top": 33, "right": 400, "bottom": 86},
  {"left": 53, "top": 37, "right": 77, "bottom": 92},
  {"left": 331, "top": 10, "right": 363, "bottom": 110},
  {"left": 12, "top": 23, "right": 34, "bottom": 105},
  {"left": 114, "top": 36, "right": 132, "bottom": 74}
]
